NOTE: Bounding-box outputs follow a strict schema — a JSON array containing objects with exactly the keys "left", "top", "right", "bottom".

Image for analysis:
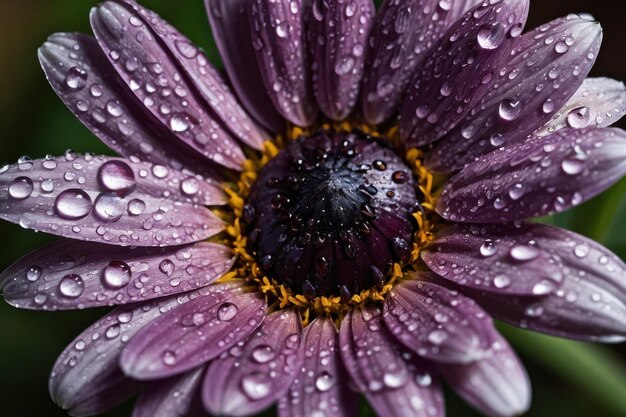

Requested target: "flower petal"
[
  {"left": 439, "top": 327, "right": 531, "bottom": 417},
  {"left": 202, "top": 309, "right": 303, "bottom": 417},
  {"left": 0, "top": 239, "right": 233, "bottom": 310},
  {"left": 132, "top": 367, "right": 206, "bottom": 417},
  {"left": 0, "top": 155, "right": 225, "bottom": 246},
  {"left": 421, "top": 223, "right": 564, "bottom": 296},
  {"left": 118, "top": 0, "right": 267, "bottom": 150},
  {"left": 278, "top": 316, "right": 358, "bottom": 417},
  {"left": 49, "top": 291, "right": 201, "bottom": 416},
  {"left": 121, "top": 286, "right": 266, "bottom": 380},
  {"left": 400, "top": 0, "right": 530, "bottom": 147},
  {"left": 437, "top": 127, "right": 626, "bottom": 223},
  {"left": 537, "top": 77, "right": 626, "bottom": 136},
  {"left": 360, "top": 0, "right": 457, "bottom": 124},
  {"left": 90, "top": 1, "right": 244, "bottom": 170},
  {"left": 307, "top": 0, "right": 375, "bottom": 121},
  {"left": 466, "top": 224, "right": 626, "bottom": 342},
  {"left": 247, "top": 0, "right": 318, "bottom": 126},
  {"left": 383, "top": 276, "right": 493, "bottom": 364},
  {"left": 447, "top": 0, "right": 484, "bottom": 23},
  {"left": 426, "top": 15, "right": 602, "bottom": 173},
  {"left": 204, "top": 0, "right": 284, "bottom": 132},
  {"left": 340, "top": 305, "right": 444, "bottom": 417}
]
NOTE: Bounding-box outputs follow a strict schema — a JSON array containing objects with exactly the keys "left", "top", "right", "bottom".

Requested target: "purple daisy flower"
[{"left": 1, "top": 0, "right": 626, "bottom": 416}]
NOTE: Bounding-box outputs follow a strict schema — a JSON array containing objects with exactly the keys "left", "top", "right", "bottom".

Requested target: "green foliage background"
[{"left": 0, "top": 0, "right": 624, "bottom": 416}]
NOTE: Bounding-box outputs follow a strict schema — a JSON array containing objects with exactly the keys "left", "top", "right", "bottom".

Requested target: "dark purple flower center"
[{"left": 245, "top": 129, "right": 419, "bottom": 298}]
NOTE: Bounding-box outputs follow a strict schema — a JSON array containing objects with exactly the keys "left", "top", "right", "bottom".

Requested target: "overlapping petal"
[
  {"left": 360, "top": 0, "right": 457, "bottom": 124},
  {"left": 437, "top": 127, "right": 626, "bottom": 223},
  {"left": 439, "top": 328, "right": 531, "bottom": 417},
  {"left": 421, "top": 224, "right": 565, "bottom": 295},
  {"left": 537, "top": 77, "right": 626, "bottom": 135},
  {"left": 340, "top": 305, "right": 445, "bottom": 417},
  {"left": 120, "top": 284, "right": 266, "bottom": 379},
  {"left": 466, "top": 224, "right": 626, "bottom": 342},
  {"left": 307, "top": 0, "right": 375, "bottom": 121},
  {"left": 247, "top": 0, "right": 318, "bottom": 126},
  {"left": 90, "top": 1, "right": 245, "bottom": 170},
  {"left": 0, "top": 239, "right": 233, "bottom": 310},
  {"left": 0, "top": 155, "right": 225, "bottom": 246},
  {"left": 38, "top": 33, "right": 223, "bottom": 179},
  {"left": 427, "top": 15, "right": 602, "bottom": 173},
  {"left": 202, "top": 309, "right": 303, "bottom": 417},
  {"left": 204, "top": 0, "right": 284, "bottom": 132},
  {"left": 400, "top": 0, "right": 530, "bottom": 146},
  {"left": 279, "top": 316, "right": 358, "bottom": 417},
  {"left": 383, "top": 276, "right": 493, "bottom": 364},
  {"left": 49, "top": 292, "right": 200, "bottom": 416}
]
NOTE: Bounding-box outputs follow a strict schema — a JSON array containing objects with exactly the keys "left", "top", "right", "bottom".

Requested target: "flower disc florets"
[{"left": 245, "top": 129, "right": 419, "bottom": 298}]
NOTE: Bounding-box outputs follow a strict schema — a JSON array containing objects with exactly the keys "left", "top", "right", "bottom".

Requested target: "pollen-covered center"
[{"left": 244, "top": 129, "right": 419, "bottom": 298}]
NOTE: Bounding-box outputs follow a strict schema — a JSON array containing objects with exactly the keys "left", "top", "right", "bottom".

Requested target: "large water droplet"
[
  {"left": 55, "top": 189, "right": 93, "bottom": 220},
  {"left": 102, "top": 260, "right": 132, "bottom": 289},
  {"left": 65, "top": 67, "right": 88, "bottom": 90},
  {"left": 251, "top": 345, "right": 275, "bottom": 363},
  {"left": 162, "top": 350, "right": 177, "bottom": 365},
  {"left": 508, "top": 183, "right": 526, "bottom": 200},
  {"left": 93, "top": 193, "right": 126, "bottom": 222},
  {"left": 98, "top": 160, "right": 136, "bottom": 196},
  {"left": 493, "top": 274, "right": 511, "bottom": 289},
  {"left": 509, "top": 244, "right": 540, "bottom": 261},
  {"left": 561, "top": 158, "right": 586, "bottom": 175},
  {"left": 241, "top": 372, "right": 272, "bottom": 400},
  {"left": 217, "top": 302, "right": 238, "bottom": 321},
  {"left": 315, "top": 371, "right": 334, "bottom": 392},
  {"left": 335, "top": 56, "right": 355, "bottom": 75},
  {"left": 498, "top": 98, "right": 522, "bottom": 121},
  {"left": 170, "top": 113, "right": 191, "bottom": 132},
  {"left": 26, "top": 265, "right": 42, "bottom": 282},
  {"left": 566, "top": 106, "right": 590, "bottom": 128},
  {"left": 479, "top": 240, "right": 497, "bottom": 257},
  {"left": 58, "top": 274, "right": 84, "bottom": 298},
  {"left": 477, "top": 23, "right": 505, "bottom": 50},
  {"left": 8, "top": 177, "right": 34, "bottom": 200}
]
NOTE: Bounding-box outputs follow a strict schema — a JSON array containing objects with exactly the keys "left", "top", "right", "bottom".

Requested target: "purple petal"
[
  {"left": 437, "top": 127, "right": 626, "bottom": 223},
  {"left": 278, "top": 316, "right": 358, "bottom": 417},
  {"left": 421, "top": 223, "right": 565, "bottom": 296},
  {"left": 118, "top": 0, "right": 267, "bottom": 151},
  {"left": 439, "top": 327, "right": 530, "bottom": 417},
  {"left": 202, "top": 309, "right": 303, "bottom": 417},
  {"left": 120, "top": 286, "right": 266, "bottom": 379},
  {"left": 49, "top": 291, "right": 201, "bottom": 416},
  {"left": 38, "top": 33, "right": 224, "bottom": 179},
  {"left": 340, "top": 305, "right": 445, "bottom": 417},
  {"left": 466, "top": 224, "right": 626, "bottom": 342},
  {"left": 307, "top": 0, "right": 375, "bottom": 121},
  {"left": 247, "top": 0, "right": 318, "bottom": 126},
  {"left": 537, "top": 77, "right": 626, "bottom": 135},
  {"left": 0, "top": 155, "right": 225, "bottom": 246},
  {"left": 204, "top": 0, "right": 284, "bottom": 132},
  {"left": 360, "top": 0, "right": 458, "bottom": 124},
  {"left": 426, "top": 15, "right": 602, "bottom": 173},
  {"left": 89, "top": 1, "right": 245, "bottom": 170},
  {"left": 0, "top": 239, "right": 233, "bottom": 310},
  {"left": 447, "top": 0, "right": 484, "bottom": 24},
  {"left": 383, "top": 276, "right": 493, "bottom": 364},
  {"left": 132, "top": 367, "right": 206, "bottom": 417},
  {"left": 400, "top": 0, "right": 530, "bottom": 147}
]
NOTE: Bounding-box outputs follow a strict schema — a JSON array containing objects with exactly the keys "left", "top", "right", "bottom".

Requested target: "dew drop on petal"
[
  {"left": 217, "top": 302, "right": 238, "bottom": 321},
  {"left": 102, "top": 261, "right": 132, "bottom": 289},
  {"left": 477, "top": 23, "right": 505, "bottom": 50},
  {"left": 26, "top": 266, "right": 42, "bottom": 282},
  {"left": 98, "top": 160, "right": 136, "bottom": 195},
  {"left": 54, "top": 189, "right": 93, "bottom": 220},
  {"left": 479, "top": 240, "right": 497, "bottom": 257},
  {"left": 65, "top": 66, "right": 88, "bottom": 90},
  {"left": 8, "top": 177, "right": 34, "bottom": 200},
  {"left": 315, "top": 371, "right": 334, "bottom": 392},
  {"left": 241, "top": 372, "right": 272, "bottom": 400},
  {"left": 251, "top": 345, "right": 275, "bottom": 363},
  {"left": 493, "top": 274, "right": 511, "bottom": 289},
  {"left": 58, "top": 274, "right": 84, "bottom": 298},
  {"left": 509, "top": 244, "right": 540, "bottom": 261}
]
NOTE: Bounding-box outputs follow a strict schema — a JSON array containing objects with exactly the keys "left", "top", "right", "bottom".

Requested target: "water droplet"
[
  {"left": 499, "top": 98, "right": 521, "bottom": 121},
  {"left": 335, "top": 56, "right": 355, "bottom": 75},
  {"left": 170, "top": 113, "right": 191, "bottom": 132},
  {"left": 217, "top": 302, "right": 238, "bottom": 321},
  {"left": 477, "top": 23, "right": 505, "bottom": 50},
  {"left": 561, "top": 158, "right": 586, "bottom": 175},
  {"left": 102, "top": 261, "right": 132, "bottom": 289},
  {"left": 315, "top": 371, "right": 334, "bottom": 391},
  {"left": 26, "top": 265, "right": 42, "bottom": 282},
  {"left": 427, "top": 329, "right": 448, "bottom": 345},
  {"left": 508, "top": 183, "right": 525, "bottom": 200},
  {"left": 241, "top": 372, "right": 272, "bottom": 400},
  {"left": 574, "top": 244, "right": 590, "bottom": 258},
  {"left": 58, "top": 274, "right": 84, "bottom": 298},
  {"left": 180, "top": 177, "right": 200, "bottom": 196},
  {"left": 251, "top": 345, "right": 275, "bottom": 363},
  {"left": 493, "top": 274, "right": 511, "bottom": 289},
  {"left": 383, "top": 369, "right": 407, "bottom": 388},
  {"left": 509, "top": 244, "right": 540, "bottom": 261},
  {"left": 93, "top": 193, "right": 126, "bottom": 222},
  {"left": 65, "top": 67, "right": 88, "bottom": 90},
  {"left": 162, "top": 350, "right": 177, "bottom": 365},
  {"left": 566, "top": 106, "right": 590, "bottom": 128},
  {"left": 276, "top": 22, "right": 289, "bottom": 38},
  {"left": 480, "top": 240, "right": 497, "bottom": 257},
  {"left": 98, "top": 160, "right": 136, "bottom": 196},
  {"left": 532, "top": 279, "right": 557, "bottom": 295},
  {"left": 159, "top": 259, "right": 175, "bottom": 276},
  {"left": 8, "top": 177, "right": 34, "bottom": 200},
  {"left": 55, "top": 189, "right": 93, "bottom": 220},
  {"left": 127, "top": 198, "right": 146, "bottom": 216}
]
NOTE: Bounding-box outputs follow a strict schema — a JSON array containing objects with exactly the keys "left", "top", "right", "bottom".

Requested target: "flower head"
[{"left": 1, "top": 1, "right": 626, "bottom": 417}]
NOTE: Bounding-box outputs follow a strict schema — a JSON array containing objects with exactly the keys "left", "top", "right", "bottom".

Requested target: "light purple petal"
[
  {"left": 307, "top": 0, "right": 375, "bottom": 121},
  {"left": 38, "top": 33, "right": 223, "bottom": 179},
  {"left": 537, "top": 77, "right": 626, "bottom": 135},
  {"left": 118, "top": 0, "right": 267, "bottom": 150},
  {"left": 247, "top": 0, "right": 318, "bottom": 126},
  {"left": 0, "top": 239, "right": 233, "bottom": 310},
  {"left": 439, "top": 327, "right": 531, "bottom": 417},
  {"left": 466, "top": 224, "right": 626, "bottom": 343},
  {"left": 421, "top": 223, "right": 565, "bottom": 296},
  {"left": 426, "top": 15, "right": 602, "bottom": 173},
  {"left": 383, "top": 276, "right": 493, "bottom": 364},
  {"left": 202, "top": 309, "right": 303, "bottom": 417},
  {"left": 49, "top": 291, "right": 203, "bottom": 416},
  {"left": 205, "top": 0, "right": 284, "bottom": 132},
  {"left": 400, "top": 0, "right": 530, "bottom": 147},
  {"left": 437, "top": 127, "right": 626, "bottom": 223},
  {"left": 0, "top": 155, "right": 225, "bottom": 246},
  {"left": 447, "top": 0, "right": 484, "bottom": 24},
  {"left": 132, "top": 367, "right": 206, "bottom": 417},
  {"left": 90, "top": 1, "right": 245, "bottom": 170},
  {"left": 278, "top": 316, "right": 358, "bottom": 417},
  {"left": 120, "top": 286, "right": 266, "bottom": 379},
  {"left": 340, "top": 305, "right": 445, "bottom": 417},
  {"left": 360, "top": 0, "right": 457, "bottom": 124}
]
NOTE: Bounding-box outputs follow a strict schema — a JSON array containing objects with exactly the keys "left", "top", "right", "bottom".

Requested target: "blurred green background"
[{"left": 0, "top": 0, "right": 625, "bottom": 416}]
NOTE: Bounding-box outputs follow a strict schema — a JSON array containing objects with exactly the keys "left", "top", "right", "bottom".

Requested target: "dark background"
[{"left": 0, "top": 1, "right": 625, "bottom": 416}]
